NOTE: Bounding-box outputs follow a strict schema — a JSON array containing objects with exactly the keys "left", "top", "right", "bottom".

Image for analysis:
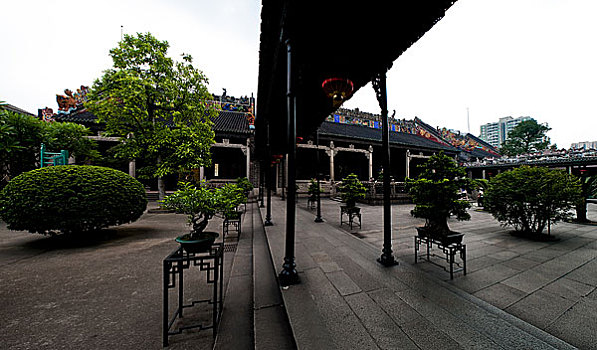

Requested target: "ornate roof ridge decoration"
[
  {"left": 324, "top": 107, "right": 496, "bottom": 153},
  {"left": 56, "top": 85, "right": 90, "bottom": 115}
]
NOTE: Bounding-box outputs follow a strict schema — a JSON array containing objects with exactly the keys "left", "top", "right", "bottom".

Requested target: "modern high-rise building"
[
  {"left": 571, "top": 141, "right": 597, "bottom": 150},
  {"left": 479, "top": 116, "right": 533, "bottom": 148}
]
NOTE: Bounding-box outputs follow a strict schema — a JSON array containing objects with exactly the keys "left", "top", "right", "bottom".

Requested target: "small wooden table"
[
  {"left": 340, "top": 206, "right": 361, "bottom": 229},
  {"left": 414, "top": 235, "right": 466, "bottom": 279},
  {"left": 163, "top": 243, "right": 224, "bottom": 346}
]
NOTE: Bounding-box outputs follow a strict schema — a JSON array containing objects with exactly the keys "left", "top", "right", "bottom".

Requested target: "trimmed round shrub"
[
  {"left": 0, "top": 165, "right": 147, "bottom": 235},
  {"left": 484, "top": 166, "right": 581, "bottom": 235}
]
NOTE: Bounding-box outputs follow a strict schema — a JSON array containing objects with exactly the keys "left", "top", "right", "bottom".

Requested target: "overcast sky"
[{"left": 2, "top": 0, "right": 596, "bottom": 148}]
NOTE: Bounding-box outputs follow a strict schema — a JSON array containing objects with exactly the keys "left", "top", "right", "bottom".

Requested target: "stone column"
[
  {"left": 129, "top": 160, "right": 136, "bottom": 178},
  {"left": 245, "top": 138, "right": 251, "bottom": 179},
  {"left": 327, "top": 141, "right": 336, "bottom": 182},
  {"left": 405, "top": 149, "right": 411, "bottom": 179},
  {"left": 367, "top": 145, "right": 373, "bottom": 179}
]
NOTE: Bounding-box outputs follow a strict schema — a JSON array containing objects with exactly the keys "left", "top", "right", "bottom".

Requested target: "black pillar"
[
  {"left": 259, "top": 162, "right": 265, "bottom": 208},
  {"left": 265, "top": 123, "right": 273, "bottom": 225},
  {"left": 279, "top": 40, "right": 300, "bottom": 286},
  {"left": 315, "top": 129, "right": 323, "bottom": 222},
  {"left": 373, "top": 70, "right": 397, "bottom": 267}
]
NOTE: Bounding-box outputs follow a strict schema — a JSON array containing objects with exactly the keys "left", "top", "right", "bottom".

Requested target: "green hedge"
[
  {"left": 484, "top": 166, "right": 581, "bottom": 234},
  {"left": 0, "top": 165, "right": 147, "bottom": 235}
]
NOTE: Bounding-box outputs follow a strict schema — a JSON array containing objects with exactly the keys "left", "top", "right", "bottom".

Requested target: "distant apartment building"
[
  {"left": 571, "top": 141, "right": 597, "bottom": 150},
  {"left": 479, "top": 116, "right": 533, "bottom": 148}
]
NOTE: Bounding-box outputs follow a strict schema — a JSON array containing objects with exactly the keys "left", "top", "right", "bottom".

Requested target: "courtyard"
[{"left": 2, "top": 198, "right": 595, "bottom": 349}]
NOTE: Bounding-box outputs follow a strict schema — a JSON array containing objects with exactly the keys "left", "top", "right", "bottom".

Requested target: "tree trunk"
[
  {"left": 157, "top": 155, "right": 166, "bottom": 201},
  {"left": 576, "top": 199, "right": 588, "bottom": 222}
]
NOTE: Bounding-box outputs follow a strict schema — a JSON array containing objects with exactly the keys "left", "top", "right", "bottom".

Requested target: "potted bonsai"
[
  {"left": 235, "top": 177, "right": 254, "bottom": 199},
  {"left": 161, "top": 181, "right": 242, "bottom": 253},
  {"left": 406, "top": 152, "right": 472, "bottom": 245},
  {"left": 219, "top": 182, "right": 246, "bottom": 221},
  {"left": 307, "top": 178, "right": 320, "bottom": 208},
  {"left": 338, "top": 173, "right": 367, "bottom": 213}
]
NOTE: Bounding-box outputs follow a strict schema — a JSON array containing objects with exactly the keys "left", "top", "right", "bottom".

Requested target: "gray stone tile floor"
[
  {"left": 1, "top": 195, "right": 595, "bottom": 349},
  {"left": 280, "top": 197, "right": 597, "bottom": 349}
]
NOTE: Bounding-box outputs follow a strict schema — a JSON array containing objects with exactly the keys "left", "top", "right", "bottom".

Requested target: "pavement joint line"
[
  {"left": 264, "top": 197, "right": 586, "bottom": 349},
  {"left": 545, "top": 298, "right": 582, "bottom": 330},
  {"left": 254, "top": 303, "right": 284, "bottom": 311},
  {"left": 318, "top": 200, "right": 575, "bottom": 348}
]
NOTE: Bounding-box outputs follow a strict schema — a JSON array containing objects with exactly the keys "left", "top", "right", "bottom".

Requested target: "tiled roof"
[
  {"left": 212, "top": 111, "right": 251, "bottom": 135},
  {"left": 1, "top": 104, "right": 35, "bottom": 117},
  {"left": 466, "top": 133, "right": 500, "bottom": 154},
  {"left": 54, "top": 109, "right": 97, "bottom": 123},
  {"left": 318, "top": 122, "right": 458, "bottom": 153},
  {"left": 51, "top": 109, "right": 252, "bottom": 136}
]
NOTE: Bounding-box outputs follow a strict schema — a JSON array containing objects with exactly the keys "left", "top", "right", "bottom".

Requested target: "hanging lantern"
[{"left": 322, "top": 78, "right": 354, "bottom": 107}]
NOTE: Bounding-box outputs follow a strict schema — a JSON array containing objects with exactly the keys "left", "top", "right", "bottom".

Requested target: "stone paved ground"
[
  {"left": 299, "top": 198, "right": 597, "bottom": 349},
  {"left": 0, "top": 202, "right": 241, "bottom": 350},
  {"left": 1, "top": 196, "right": 595, "bottom": 349}
]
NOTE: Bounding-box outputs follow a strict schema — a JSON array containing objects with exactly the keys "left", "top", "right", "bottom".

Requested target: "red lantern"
[{"left": 322, "top": 78, "right": 354, "bottom": 107}]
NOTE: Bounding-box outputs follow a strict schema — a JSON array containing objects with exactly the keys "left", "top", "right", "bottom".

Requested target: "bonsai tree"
[
  {"left": 484, "top": 166, "right": 581, "bottom": 235},
  {"left": 218, "top": 182, "right": 246, "bottom": 219},
  {"left": 308, "top": 178, "right": 320, "bottom": 201},
  {"left": 161, "top": 181, "right": 219, "bottom": 239},
  {"left": 338, "top": 173, "right": 367, "bottom": 208},
  {"left": 235, "top": 177, "right": 254, "bottom": 198},
  {"left": 406, "top": 152, "right": 472, "bottom": 237},
  {"left": 161, "top": 181, "right": 244, "bottom": 241}
]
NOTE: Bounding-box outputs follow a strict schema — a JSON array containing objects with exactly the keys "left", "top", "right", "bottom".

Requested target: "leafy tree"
[
  {"left": 338, "top": 173, "right": 367, "bottom": 208},
  {"left": 575, "top": 174, "right": 597, "bottom": 222},
  {"left": 500, "top": 120, "right": 551, "bottom": 156},
  {"left": 0, "top": 105, "right": 97, "bottom": 186},
  {"left": 484, "top": 166, "right": 581, "bottom": 235},
  {"left": 44, "top": 121, "right": 99, "bottom": 164},
  {"left": 85, "top": 32, "right": 217, "bottom": 200},
  {"left": 406, "top": 152, "right": 472, "bottom": 236},
  {"left": 0, "top": 108, "right": 46, "bottom": 184}
]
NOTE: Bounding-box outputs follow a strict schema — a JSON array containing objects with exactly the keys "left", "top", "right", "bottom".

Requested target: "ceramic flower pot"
[{"left": 175, "top": 231, "right": 219, "bottom": 253}]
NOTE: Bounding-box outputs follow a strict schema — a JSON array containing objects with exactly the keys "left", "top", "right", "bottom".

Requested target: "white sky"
[{"left": 2, "top": 0, "right": 596, "bottom": 148}]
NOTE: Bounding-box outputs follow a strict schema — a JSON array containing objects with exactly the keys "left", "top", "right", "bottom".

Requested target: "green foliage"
[
  {"left": 85, "top": 32, "right": 216, "bottom": 193},
  {"left": 161, "top": 181, "right": 245, "bottom": 238},
  {"left": 0, "top": 107, "right": 98, "bottom": 185},
  {"left": 484, "top": 166, "right": 581, "bottom": 234},
  {"left": 1, "top": 109, "right": 46, "bottom": 182},
  {"left": 472, "top": 178, "right": 489, "bottom": 190},
  {"left": 235, "top": 177, "right": 254, "bottom": 194},
  {"left": 500, "top": 120, "right": 551, "bottom": 156},
  {"left": 338, "top": 173, "right": 367, "bottom": 207},
  {"left": 218, "top": 183, "right": 246, "bottom": 218},
  {"left": 0, "top": 165, "right": 147, "bottom": 235},
  {"left": 406, "top": 152, "right": 472, "bottom": 234},
  {"left": 574, "top": 174, "right": 597, "bottom": 222},
  {"left": 308, "top": 178, "right": 320, "bottom": 199},
  {"left": 44, "top": 122, "right": 99, "bottom": 164}
]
